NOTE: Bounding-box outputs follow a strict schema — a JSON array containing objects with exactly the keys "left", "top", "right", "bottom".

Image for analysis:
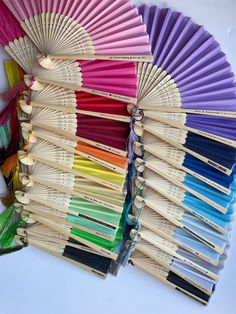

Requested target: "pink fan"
[
  {"left": 3, "top": 0, "right": 152, "bottom": 61},
  {"left": 0, "top": 1, "right": 39, "bottom": 73},
  {"left": 24, "top": 60, "right": 138, "bottom": 103}
]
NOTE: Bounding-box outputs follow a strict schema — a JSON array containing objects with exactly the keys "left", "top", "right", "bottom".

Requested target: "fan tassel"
[
  {"left": 1, "top": 154, "right": 18, "bottom": 178},
  {"left": 0, "top": 205, "right": 19, "bottom": 249},
  {"left": 0, "top": 191, "right": 15, "bottom": 208}
]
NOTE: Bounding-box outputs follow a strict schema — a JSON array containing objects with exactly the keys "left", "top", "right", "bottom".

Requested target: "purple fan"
[
  {"left": 138, "top": 5, "right": 236, "bottom": 113},
  {"left": 137, "top": 5, "right": 236, "bottom": 148}
]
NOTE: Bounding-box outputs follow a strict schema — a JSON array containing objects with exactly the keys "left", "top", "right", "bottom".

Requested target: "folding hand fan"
[
  {"left": 18, "top": 134, "right": 127, "bottom": 192},
  {"left": 3, "top": 0, "right": 152, "bottom": 61},
  {"left": 124, "top": 5, "right": 236, "bottom": 305},
  {"left": 131, "top": 230, "right": 218, "bottom": 296},
  {"left": 130, "top": 251, "right": 210, "bottom": 305},
  {"left": 20, "top": 105, "right": 131, "bottom": 157},
  {"left": 20, "top": 126, "right": 128, "bottom": 174},
  {"left": 131, "top": 205, "right": 223, "bottom": 266},
  {"left": 134, "top": 134, "right": 235, "bottom": 195},
  {"left": 15, "top": 182, "right": 123, "bottom": 242},
  {"left": 15, "top": 221, "right": 113, "bottom": 278},
  {"left": 137, "top": 5, "right": 236, "bottom": 114},
  {"left": 19, "top": 159, "right": 126, "bottom": 213},
  {"left": 133, "top": 190, "right": 230, "bottom": 256},
  {"left": 15, "top": 203, "right": 125, "bottom": 260},
  {"left": 21, "top": 88, "right": 131, "bottom": 122},
  {"left": 24, "top": 60, "right": 138, "bottom": 103},
  {"left": 0, "top": 1, "right": 39, "bottom": 73}
]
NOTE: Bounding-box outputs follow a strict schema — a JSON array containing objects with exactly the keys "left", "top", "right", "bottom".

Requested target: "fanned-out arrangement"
[{"left": 0, "top": 0, "right": 235, "bottom": 305}]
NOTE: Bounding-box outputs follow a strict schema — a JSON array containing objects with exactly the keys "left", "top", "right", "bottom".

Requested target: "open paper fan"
[
  {"left": 126, "top": 5, "right": 236, "bottom": 304},
  {"left": 137, "top": 5, "right": 236, "bottom": 114},
  {"left": 20, "top": 105, "right": 131, "bottom": 157},
  {"left": 133, "top": 228, "right": 218, "bottom": 292},
  {"left": 0, "top": 1, "right": 38, "bottom": 73},
  {"left": 134, "top": 134, "right": 235, "bottom": 195},
  {"left": 24, "top": 60, "right": 138, "bottom": 103},
  {"left": 132, "top": 203, "right": 224, "bottom": 266},
  {"left": 19, "top": 158, "right": 126, "bottom": 213},
  {"left": 15, "top": 222, "right": 113, "bottom": 278},
  {"left": 130, "top": 252, "right": 210, "bottom": 305},
  {"left": 18, "top": 138, "right": 127, "bottom": 192},
  {"left": 15, "top": 180, "right": 123, "bottom": 242},
  {"left": 20, "top": 126, "right": 129, "bottom": 174},
  {"left": 3, "top": 0, "right": 152, "bottom": 61},
  {"left": 15, "top": 202, "right": 124, "bottom": 260},
  {"left": 21, "top": 87, "right": 131, "bottom": 122}
]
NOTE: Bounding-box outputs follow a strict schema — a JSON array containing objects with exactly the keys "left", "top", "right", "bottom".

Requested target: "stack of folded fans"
[{"left": 0, "top": 0, "right": 235, "bottom": 305}]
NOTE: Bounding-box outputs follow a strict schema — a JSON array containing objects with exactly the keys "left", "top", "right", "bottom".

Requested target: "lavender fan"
[{"left": 135, "top": 5, "right": 236, "bottom": 174}]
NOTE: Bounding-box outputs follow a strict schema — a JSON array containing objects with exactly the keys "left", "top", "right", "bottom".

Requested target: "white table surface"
[{"left": 0, "top": 1, "right": 236, "bottom": 313}]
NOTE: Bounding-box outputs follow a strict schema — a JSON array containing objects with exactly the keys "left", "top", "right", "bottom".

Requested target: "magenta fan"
[
  {"left": 24, "top": 60, "right": 138, "bottom": 103},
  {"left": 3, "top": 0, "right": 152, "bottom": 61},
  {"left": 0, "top": 0, "right": 39, "bottom": 73}
]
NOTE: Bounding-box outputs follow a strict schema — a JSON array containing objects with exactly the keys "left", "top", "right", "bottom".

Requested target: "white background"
[{"left": 0, "top": 1, "right": 236, "bottom": 313}]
